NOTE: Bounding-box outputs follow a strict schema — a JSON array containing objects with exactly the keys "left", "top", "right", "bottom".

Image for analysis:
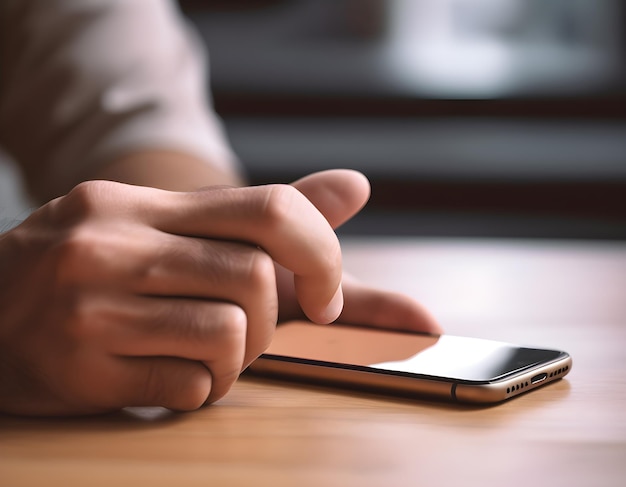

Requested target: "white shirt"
[{"left": 0, "top": 0, "right": 237, "bottom": 202}]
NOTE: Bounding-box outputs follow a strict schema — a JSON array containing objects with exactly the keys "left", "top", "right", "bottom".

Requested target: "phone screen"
[{"left": 265, "top": 322, "right": 565, "bottom": 382}]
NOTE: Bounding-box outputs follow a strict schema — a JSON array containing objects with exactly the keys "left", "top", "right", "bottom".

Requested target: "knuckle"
[
  {"left": 260, "top": 185, "right": 342, "bottom": 277},
  {"left": 216, "top": 304, "right": 248, "bottom": 352},
  {"left": 173, "top": 372, "right": 213, "bottom": 411},
  {"left": 55, "top": 180, "right": 112, "bottom": 223},
  {"left": 260, "top": 184, "right": 303, "bottom": 227},
  {"left": 244, "top": 249, "right": 276, "bottom": 290}
]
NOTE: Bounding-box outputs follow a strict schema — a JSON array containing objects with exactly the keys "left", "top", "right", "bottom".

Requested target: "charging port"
[{"left": 531, "top": 373, "right": 548, "bottom": 384}]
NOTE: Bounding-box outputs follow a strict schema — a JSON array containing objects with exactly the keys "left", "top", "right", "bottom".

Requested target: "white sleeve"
[{"left": 0, "top": 0, "right": 238, "bottom": 201}]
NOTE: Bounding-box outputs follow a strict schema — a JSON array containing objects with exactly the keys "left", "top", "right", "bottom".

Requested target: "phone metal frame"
[{"left": 249, "top": 351, "right": 572, "bottom": 404}]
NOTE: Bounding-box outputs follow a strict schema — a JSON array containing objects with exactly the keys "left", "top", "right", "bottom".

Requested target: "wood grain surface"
[{"left": 2, "top": 237, "right": 625, "bottom": 487}]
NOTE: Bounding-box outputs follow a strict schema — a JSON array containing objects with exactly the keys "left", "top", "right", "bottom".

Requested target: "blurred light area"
[
  {"left": 340, "top": 238, "right": 626, "bottom": 332},
  {"left": 384, "top": 0, "right": 624, "bottom": 97},
  {"left": 191, "top": 0, "right": 625, "bottom": 99}
]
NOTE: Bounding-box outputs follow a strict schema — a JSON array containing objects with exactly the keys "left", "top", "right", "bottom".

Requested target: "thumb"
[{"left": 290, "top": 170, "right": 371, "bottom": 229}]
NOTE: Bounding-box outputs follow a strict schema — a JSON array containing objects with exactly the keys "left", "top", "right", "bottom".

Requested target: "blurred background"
[
  {"left": 186, "top": 0, "right": 626, "bottom": 239},
  {"left": 2, "top": 0, "right": 625, "bottom": 239}
]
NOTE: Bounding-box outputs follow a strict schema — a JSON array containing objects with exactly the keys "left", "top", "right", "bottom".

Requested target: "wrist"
[{"left": 89, "top": 150, "right": 245, "bottom": 191}]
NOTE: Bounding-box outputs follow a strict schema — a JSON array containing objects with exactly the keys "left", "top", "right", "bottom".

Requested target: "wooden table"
[{"left": 2, "top": 237, "right": 625, "bottom": 487}]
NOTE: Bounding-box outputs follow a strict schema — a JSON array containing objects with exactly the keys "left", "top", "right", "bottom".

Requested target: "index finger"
[{"left": 140, "top": 184, "right": 343, "bottom": 324}]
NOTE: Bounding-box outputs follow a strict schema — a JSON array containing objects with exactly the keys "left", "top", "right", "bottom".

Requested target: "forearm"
[
  {"left": 90, "top": 150, "right": 245, "bottom": 191},
  {"left": 0, "top": 0, "right": 239, "bottom": 203}
]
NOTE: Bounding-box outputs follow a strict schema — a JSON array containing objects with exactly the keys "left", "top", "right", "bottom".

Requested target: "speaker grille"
[{"left": 506, "top": 365, "right": 569, "bottom": 396}]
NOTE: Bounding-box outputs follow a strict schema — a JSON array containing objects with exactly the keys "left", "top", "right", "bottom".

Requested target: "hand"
[
  {"left": 279, "top": 171, "right": 440, "bottom": 333},
  {"left": 0, "top": 175, "right": 345, "bottom": 415},
  {"left": 95, "top": 154, "right": 439, "bottom": 333},
  {"left": 0, "top": 170, "right": 438, "bottom": 416}
]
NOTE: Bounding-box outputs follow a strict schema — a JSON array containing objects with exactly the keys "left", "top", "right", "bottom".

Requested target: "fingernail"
[{"left": 322, "top": 284, "right": 343, "bottom": 323}]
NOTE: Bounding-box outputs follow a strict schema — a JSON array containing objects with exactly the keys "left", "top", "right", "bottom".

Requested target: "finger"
[
  {"left": 290, "top": 171, "right": 441, "bottom": 333},
  {"left": 274, "top": 170, "right": 370, "bottom": 321},
  {"left": 129, "top": 235, "right": 278, "bottom": 369},
  {"left": 139, "top": 184, "right": 343, "bottom": 324},
  {"left": 91, "top": 296, "right": 250, "bottom": 403},
  {"left": 115, "top": 356, "right": 214, "bottom": 410},
  {"left": 338, "top": 274, "right": 443, "bottom": 334},
  {"left": 56, "top": 228, "right": 278, "bottom": 371},
  {"left": 291, "top": 169, "right": 371, "bottom": 229}
]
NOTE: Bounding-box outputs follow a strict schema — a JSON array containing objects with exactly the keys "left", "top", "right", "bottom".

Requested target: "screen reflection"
[
  {"left": 371, "top": 335, "right": 561, "bottom": 381},
  {"left": 268, "top": 323, "right": 563, "bottom": 382}
]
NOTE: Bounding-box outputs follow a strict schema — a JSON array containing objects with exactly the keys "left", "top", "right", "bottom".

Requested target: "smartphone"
[{"left": 248, "top": 321, "right": 572, "bottom": 404}]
